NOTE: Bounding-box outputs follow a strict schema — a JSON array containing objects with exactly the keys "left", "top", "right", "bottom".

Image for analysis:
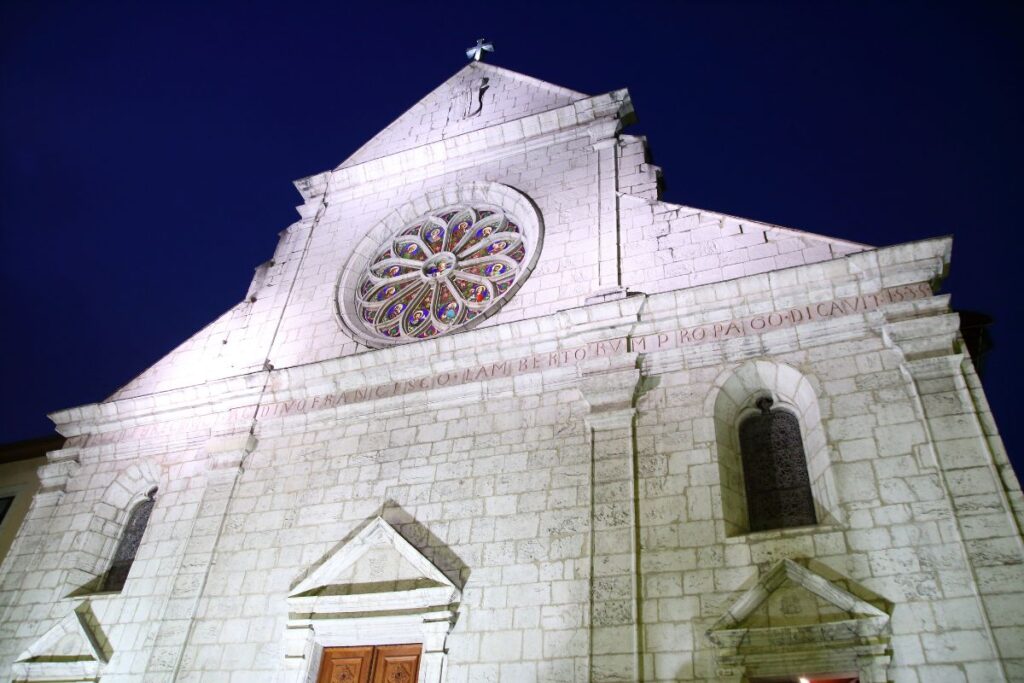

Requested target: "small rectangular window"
[{"left": 0, "top": 496, "right": 13, "bottom": 525}]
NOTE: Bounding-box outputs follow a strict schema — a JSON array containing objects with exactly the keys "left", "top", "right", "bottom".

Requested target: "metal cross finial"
[{"left": 466, "top": 38, "right": 494, "bottom": 62}]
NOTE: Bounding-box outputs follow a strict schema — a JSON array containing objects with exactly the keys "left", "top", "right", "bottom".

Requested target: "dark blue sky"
[{"left": 2, "top": 1, "right": 1021, "bottom": 472}]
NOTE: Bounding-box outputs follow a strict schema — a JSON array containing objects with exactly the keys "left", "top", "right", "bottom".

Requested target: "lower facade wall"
[{"left": 1, "top": 323, "right": 1022, "bottom": 682}]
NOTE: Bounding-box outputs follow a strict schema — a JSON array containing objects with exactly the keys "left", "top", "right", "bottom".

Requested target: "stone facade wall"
[{"left": 1, "top": 64, "right": 1022, "bottom": 683}]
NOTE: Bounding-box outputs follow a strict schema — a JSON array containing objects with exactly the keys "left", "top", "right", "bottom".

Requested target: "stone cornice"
[
  {"left": 635, "top": 236, "right": 949, "bottom": 333},
  {"left": 48, "top": 236, "right": 953, "bottom": 446}
]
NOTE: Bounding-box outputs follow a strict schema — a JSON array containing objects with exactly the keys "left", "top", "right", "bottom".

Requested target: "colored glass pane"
[{"left": 354, "top": 205, "right": 528, "bottom": 342}]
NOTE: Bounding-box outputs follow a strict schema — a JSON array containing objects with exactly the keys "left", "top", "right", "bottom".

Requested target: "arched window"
[
  {"left": 101, "top": 487, "right": 156, "bottom": 592},
  {"left": 739, "top": 398, "right": 816, "bottom": 532}
]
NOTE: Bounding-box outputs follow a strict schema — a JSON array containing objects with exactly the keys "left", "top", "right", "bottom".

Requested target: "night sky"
[{"left": 1, "top": 2, "right": 1021, "bottom": 473}]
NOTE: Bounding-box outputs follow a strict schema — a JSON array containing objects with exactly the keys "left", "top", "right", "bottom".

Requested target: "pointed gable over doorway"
[
  {"left": 284, "top": 517, "right": 462, "bottom": 682},
  {"left": 288, "top": 516, "right": 460, "bottom": 614},
  {"left": 707, "top": 560, "right": 891, "bottom": 681},
  {"left": 337, "top": 61, "right": 588, "bottom": 169},
  {"left": 708, "top": 559, "right": 887, "bottom": 637},
  {"left": 12, "top": 600, "right": 111, "bottom": 682}
]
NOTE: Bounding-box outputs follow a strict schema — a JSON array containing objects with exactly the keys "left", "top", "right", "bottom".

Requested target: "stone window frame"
[
  {"left": 65, "top": 461, "right": 162, "bottom": 596},
  {"left": 0, "top": 483, "right": 27, "bottom": 536},
  {"left": 335, "top": 181, "right": 544, "bottom": 348},
  {"left": 99, "top": 486, "right": 157, "bottom": 592},
  {"left": 0, "top": 482, "right": 33, "bottom": 578},
  {"left": 708, "top": 360, "right": 842, "bottom": 537}
]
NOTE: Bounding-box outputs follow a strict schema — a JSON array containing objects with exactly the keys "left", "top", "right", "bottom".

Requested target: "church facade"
[{"left": 1, "top": 63, "right": 1022, "bottom": 683}]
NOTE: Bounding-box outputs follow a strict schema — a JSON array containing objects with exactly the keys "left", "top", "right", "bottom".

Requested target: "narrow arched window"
[
  {"left": 739, "top": 398, "right": 816, "bottom": 532},
  {"left": 101, "top": 487, "right": 156, "bottom": 592}
]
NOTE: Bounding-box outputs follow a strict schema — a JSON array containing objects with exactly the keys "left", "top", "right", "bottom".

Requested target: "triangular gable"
[
  {"left": 13, "top": 600, "right": 110, "bottom": 681},
  {"left": 708, "top": 559, "right": 887, "bottom": 648},
  {"left": 337, "top": 62, "right": 588, "bottom": 169},
  {"left": 288, "top": 517, "right": 460, "bottom": 615}
]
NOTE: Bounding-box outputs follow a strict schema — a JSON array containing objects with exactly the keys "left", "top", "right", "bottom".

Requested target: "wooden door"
[
  {"left": 317, "top": 644, "right": 421, "bottom": 683},
  {"left": 371, "top": 644, "right": 421, "bottom": 683}
]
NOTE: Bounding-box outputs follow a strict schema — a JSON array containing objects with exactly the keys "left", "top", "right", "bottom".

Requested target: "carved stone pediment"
[
  {"left": 707, "top": 560, "right": 891, "bottom": 682},
  {"left": 285, "top": 517, "right": 462, "bottom": 683},
  {"left": 287, "top": 516, "right": 460, "bottom": 617},
  {"left": 12, "top": 600, "right": 111, "bottom": 682}
]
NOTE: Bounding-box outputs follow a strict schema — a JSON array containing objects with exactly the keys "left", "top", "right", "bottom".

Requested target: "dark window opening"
[
  {"left": 0, "top": 496, "right": 13, "bottom": 525},
  {"left": 101, "top": 488, "right": 156, "bottom": 592},
  {"left": 739, "top": 397, "right": 816, "bottom": 532}
]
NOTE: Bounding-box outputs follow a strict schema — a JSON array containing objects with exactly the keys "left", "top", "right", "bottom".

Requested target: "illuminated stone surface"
[{"left": 0, "top": 62, "right": 1021, "bottom": 683}]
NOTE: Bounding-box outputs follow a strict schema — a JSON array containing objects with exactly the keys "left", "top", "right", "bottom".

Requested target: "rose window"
[{"left": 354, "top": 205, "right": 528, "bottom": 342}]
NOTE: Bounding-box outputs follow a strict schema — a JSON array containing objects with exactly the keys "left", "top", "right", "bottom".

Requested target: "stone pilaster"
[
  {"left": 587, "top": 120, "right": 628, "bottom": 305},
  {"left": 143, "top": 432, "right": 256, "bottom": 682},
  {"left": 886, "top": 314, "right": 1024, "bottom": 680},
  {"left": 581, "top": 353, "right": 643, "bottom": 681}
]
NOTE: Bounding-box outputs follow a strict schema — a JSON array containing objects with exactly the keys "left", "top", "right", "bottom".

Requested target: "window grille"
[
  {"left": 101, "top": 488, "right": 156, "bottom": 592},
  {"left": 739, "top": 397, "right": 816, "bottom": 531}
]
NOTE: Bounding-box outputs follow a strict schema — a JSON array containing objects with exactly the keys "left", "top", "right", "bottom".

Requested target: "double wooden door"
[{"left": 316, "top": 644, "right": 421, "bottom": 683}]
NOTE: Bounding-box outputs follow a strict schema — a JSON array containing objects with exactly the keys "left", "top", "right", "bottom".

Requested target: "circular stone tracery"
[{"left": 353, "top": 205, "right": 528, "bottom": 342}]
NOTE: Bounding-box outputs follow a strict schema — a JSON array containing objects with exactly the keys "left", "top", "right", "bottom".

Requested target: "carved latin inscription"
[{"left": 86, "top": 283, "right": 932, "bottom": 445}]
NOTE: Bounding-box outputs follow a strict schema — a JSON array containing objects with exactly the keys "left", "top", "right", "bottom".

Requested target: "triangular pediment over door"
[
  {"left": 12, "top": 599, "right": 111, "bottom": 682},
  {"left": 288, "top": 516, "right": 460, "bottom": 614},
  {"left": 285, "top": 516, "right": 461, "bottom": 683},
  {"left": 707, "top": 559, "right": 891, "bottom": 683}
]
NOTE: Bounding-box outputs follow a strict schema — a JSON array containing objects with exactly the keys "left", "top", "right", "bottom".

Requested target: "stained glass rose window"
[{"left": 352, "top": 204, "right": 530, "bottom": 342}]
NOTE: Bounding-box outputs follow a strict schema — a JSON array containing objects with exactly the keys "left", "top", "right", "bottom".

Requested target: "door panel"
[
  {"left": 317, "top": 644, "right": 421, "bottom": 683},
  {"left": 317, "top": 646, "right": 374, "bottom": 683},
  {"left": 371, "top": 644, "right": 421, "bottom": 683}
]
